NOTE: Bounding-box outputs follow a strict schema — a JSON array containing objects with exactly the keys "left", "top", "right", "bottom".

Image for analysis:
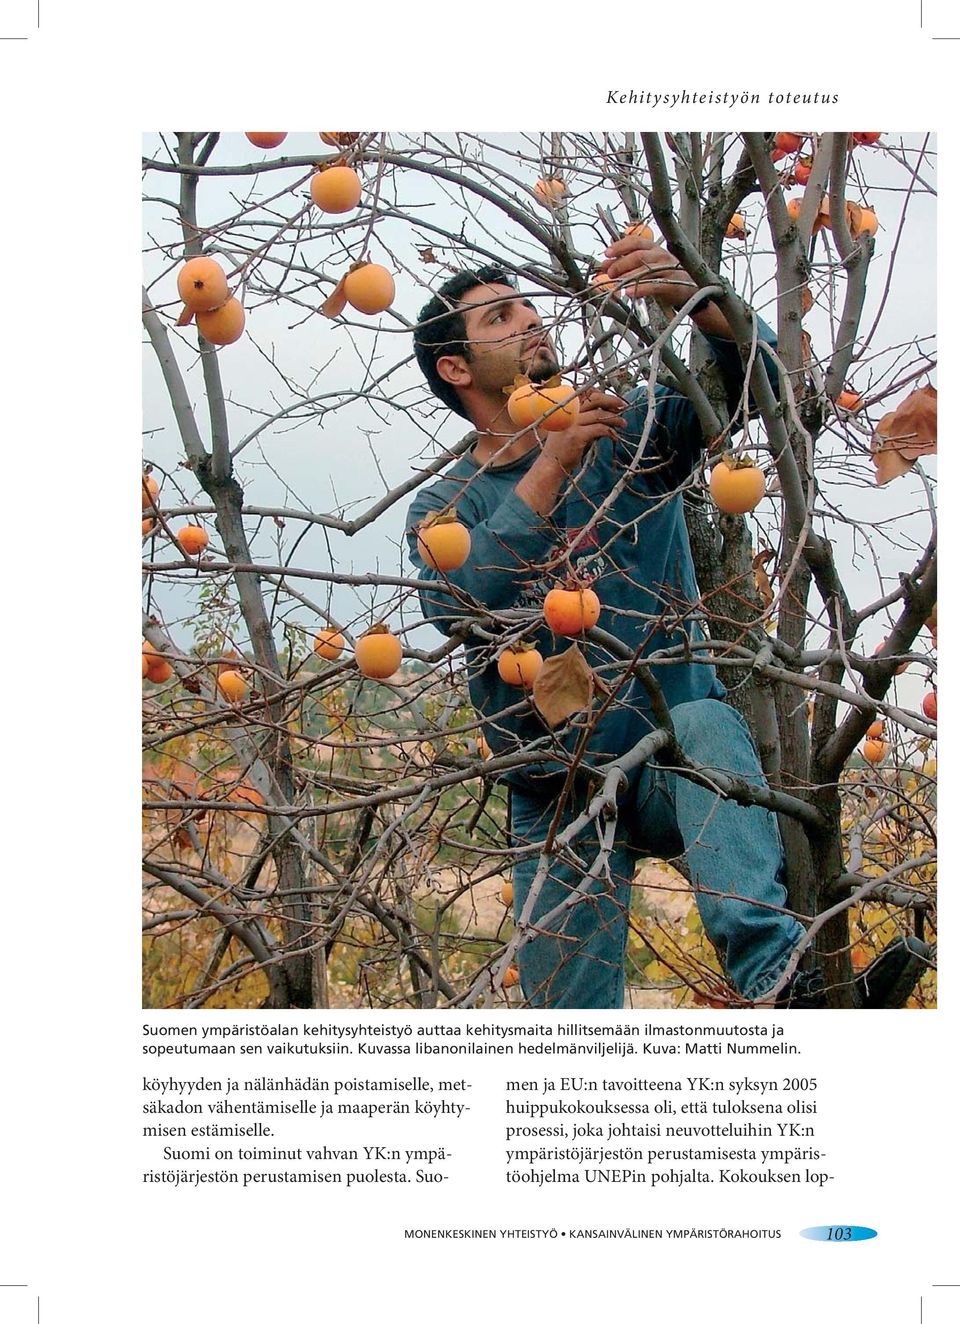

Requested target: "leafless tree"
[{"left": 142, "top": 131, "right": 936, "bottom": 1009}]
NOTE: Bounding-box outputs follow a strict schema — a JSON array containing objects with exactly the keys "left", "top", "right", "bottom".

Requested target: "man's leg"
[
  {"left": 630, "top": 698, "right": 805, "bottom": 1001},
  {"left": 510, "top": 786, "right": 640, "bottom": 1009}
]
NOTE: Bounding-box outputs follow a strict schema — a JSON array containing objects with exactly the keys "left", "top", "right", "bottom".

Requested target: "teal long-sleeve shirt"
[{"left": 405, "top": 325, "right": 778, "bottom": 792}]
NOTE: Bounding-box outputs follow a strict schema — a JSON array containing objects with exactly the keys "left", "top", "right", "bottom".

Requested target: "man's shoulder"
[
  {"left": 620, "top": 378, "right": 687, "bottom": 436},
  {"left": 406, "top": 445, "right": 479, "bottom": 525},
  {"left": 624, "top": 377, "right": 684, "bottom": 407}
]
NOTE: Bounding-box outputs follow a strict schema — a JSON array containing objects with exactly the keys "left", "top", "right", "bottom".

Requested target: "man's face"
[{"left": 456, "top": 283, "right": 560, "bottom": 391}]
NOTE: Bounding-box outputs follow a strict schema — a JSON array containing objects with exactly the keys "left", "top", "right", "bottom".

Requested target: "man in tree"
[{"left": 406, "top": 239, "right": 925, "bottom": 1010}]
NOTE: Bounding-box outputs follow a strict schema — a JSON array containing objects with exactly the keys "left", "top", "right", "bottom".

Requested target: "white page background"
[{"left": 1, "top": 5, "right": 954, "bottom": 1321}]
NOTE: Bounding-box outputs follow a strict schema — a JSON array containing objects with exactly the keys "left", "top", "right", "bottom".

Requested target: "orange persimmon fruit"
[
  {"left": 534, "top": 176, "right": 566, "bottom": 207},
  {"left": 536, "top": 386, "right": 581, "bottom": 432},
  {"left": 215, "top": 649, "right": 242, "bottom": 678},
  {"left": 143, "top": 641, "right": 173, "bottom": 685},
  {"left": 849, "top": 204, "right": 878, "bottom": 237},
  {"left": 147, "top": 660, "right": 174, "bottom": 684},
  {"left": 709, "top": 457, "right": 765, "bottom": 514},
  {"left": 343, "top": 263, "right": 395, "bottom": 314},
  {"left": 142, "top": 473, "right": 160, "bottom": 510},
  {"left": 177, "top": 256, "right": 229, "bottom": 313},
  {"left": 245, "top": 132, "right": 287, "bottom": 149},
  {"left": 354, "top": 624, "right": 402, "bottom": 680},
  {"left": 176, "top": 525, "right": 209, "bottom": 556},
  {"left": 417, "top": 513, "right": 471, "bottom": 572},
  {"left": 310, "top": 165, "right": 362, "bottom": 214},
  {"left": 506, "top": 380, "right": 579, "bottom": 433},
  {"left": 591, "top": 271, "right": 617, "bottom": 293},
  {"left": 863, "top": 737, "right": 889, "bottom": 764},
  {"left": 505, "top": 381, "right": 542, "bottom": 429},
  {"left": 217, "top": 669, "right": 248, "bottom": 703},
  {"left": 197, "top": 297, "right": 245, "bottom": 345},
  {"left": 874, "top": 640, "right": 909, "bottom": 675},
  {"left": 497, "top": 644, "right": 543, "bottom": 688},
  {"left": 313, "top": 628, "right": 346, "bottom": 662},
  {"left": 543, "top": 584, "right": 601, "bottom": 636}
]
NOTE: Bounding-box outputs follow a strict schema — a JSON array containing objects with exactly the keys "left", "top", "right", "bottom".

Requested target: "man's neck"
[
  {"left": 470, "top": 428, "right": 541, "bottom": 468},
  {"left": 464, "top": 391, "right": 539, "bottom": 466}
]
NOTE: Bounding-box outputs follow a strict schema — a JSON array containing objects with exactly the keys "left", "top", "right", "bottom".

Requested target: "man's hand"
[
  {"left": 515, "top": 389, "right": 626, "bottom": 517},
  {"left": 599, "top": 234, "right": 733, "bottom": 338},
  {"left": 600, "top": 234, "right": 698, "bottom": 308},
  {"left": 542, "top": 389, "right": 627, "bottom": 473}
]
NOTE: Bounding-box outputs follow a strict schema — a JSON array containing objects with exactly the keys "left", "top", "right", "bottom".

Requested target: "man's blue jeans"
[{"left": 509, "top": 698, "right": 805, "bottom": 1009}]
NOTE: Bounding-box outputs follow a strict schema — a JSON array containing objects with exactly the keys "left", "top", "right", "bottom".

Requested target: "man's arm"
[
  {"left": 515, "top": 390, "right": 628, "bottom": 515},
  {"left": 407, "top": 395, "right": 628, "bottom": 631},
  {"left": 690, "top": 299, "right": 735, "bottom": 341},
  {"left": 599, "top": 230, "right": 780, "bottom": 430},
  {"left": 601, "top": 233, "right": 734, "bottom": 337},
  {"left": 406, "top": 484, "right": 555, "bottom": 634},
  {"left": 618, "top": 327, "right": 780, "bottom": 489}
]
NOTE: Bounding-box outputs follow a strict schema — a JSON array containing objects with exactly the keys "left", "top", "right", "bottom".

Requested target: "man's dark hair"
[{"left": 413, "top": 265, "right": 516, "bottom": 420}]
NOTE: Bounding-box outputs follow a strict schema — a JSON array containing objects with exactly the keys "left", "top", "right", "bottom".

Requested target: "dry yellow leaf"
[
  {"left": 321, "top": 276, "right": 349, "bottom": 319},
  {"left": 753, "top": 548, "right": 776, "bottom": 609},
  {"left": 871, "top": 437, "right": 916, "bottom": 485},
  {"left": 871, "top": 385, "right": 937, "bottom": 483},
  {"left": 532, "top": 643, "right": 595, "bottom": 729}
]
